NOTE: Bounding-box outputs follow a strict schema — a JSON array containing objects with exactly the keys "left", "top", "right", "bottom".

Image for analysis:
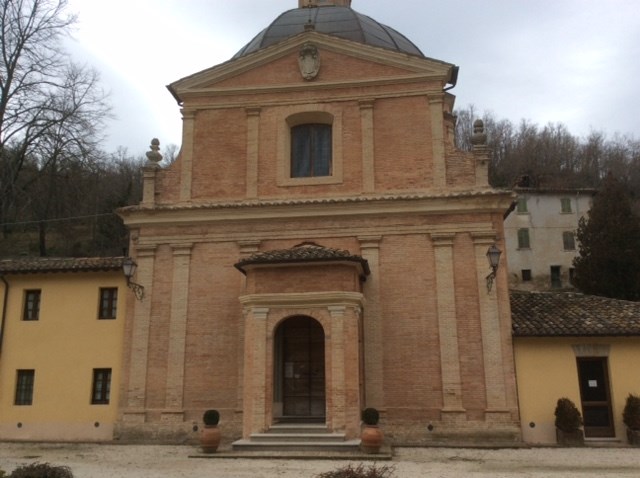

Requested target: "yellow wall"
[
  {"left": 514, "top": 337, "right": 640, "bottom": 444},
  {"left": 0, "top": 271, "right": 126, "bottom": 441}
]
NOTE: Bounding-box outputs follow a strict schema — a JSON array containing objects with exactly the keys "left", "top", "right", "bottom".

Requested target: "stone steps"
[{"left": 231, "top": 423, "right": 362, "bottom": 453}]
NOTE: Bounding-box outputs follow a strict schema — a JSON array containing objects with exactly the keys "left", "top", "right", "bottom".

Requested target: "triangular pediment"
[{"left": 168, "top": 31, "right": 456, "bottom": 102}]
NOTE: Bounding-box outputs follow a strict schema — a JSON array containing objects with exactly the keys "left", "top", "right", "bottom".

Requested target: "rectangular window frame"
[
  {"left": 561, "top": 197, "right": 572, "bottom": 213},
  {"left": 521, "top": 269, "right": 532, "bottom": 282},
  {"left": 23, "top": 290, "right": 41, "bottom": 321},
  {"left": 277, "top": 108, "right": 343, "bottom": 187},
  {"left": 15, "top": 369, "right": 35, "bottom": 406},
  {"left": 516, "top": 197, "right": 528, "bottom": 213},
  {"left": 563, "top": 231, "right": 576, "bottom": 251},
  {"left": 98, "top": 287, "right": 118, "bottom": 320},
  {"left": 91, "top": 368, "right": 112, "bottom": 405},
  {"left": 551, "top": 265, "right": 562, "bottom": 288},
  {"left": 290, "top": 123, "right": 333, "bottom": 178},
  {"left": 517, "top": 228, "right": 531, "bottom": 249}
]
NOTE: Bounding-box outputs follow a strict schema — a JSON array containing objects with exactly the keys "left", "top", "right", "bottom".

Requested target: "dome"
[{"left": 233, "top": 6, "right": 424, "bottom": 59}]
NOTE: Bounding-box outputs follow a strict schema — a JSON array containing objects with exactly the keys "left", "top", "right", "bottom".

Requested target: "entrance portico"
[{"left": 236, "top": 244, "right": 369, "bottom": 440}]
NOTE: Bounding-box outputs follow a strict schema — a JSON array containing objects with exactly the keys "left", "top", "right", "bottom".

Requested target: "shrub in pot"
[
  {"left": 622, "top": 393, "right": 640, "bottom": 446},
  {"left": 360, "top": 407, "right": 383, "bottom": 454},
  {"left": 200, "top": 409, "right": 221, "bottom": 453},
  {"left": 554, "top": 398, "right": 584, "bottom": 446}
]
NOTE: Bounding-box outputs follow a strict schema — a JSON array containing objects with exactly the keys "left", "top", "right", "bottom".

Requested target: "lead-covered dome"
[{"left": 233, "top": 6, "right": 424, "bottom": 59}]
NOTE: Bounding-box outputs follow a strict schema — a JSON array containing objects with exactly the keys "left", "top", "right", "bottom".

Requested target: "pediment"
[{"left": 168, "top": 31, "right": 456, "bottom": 102}]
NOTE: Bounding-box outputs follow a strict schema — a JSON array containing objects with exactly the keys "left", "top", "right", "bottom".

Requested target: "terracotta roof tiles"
[
  {"left": 511, "top": 290, "right": 640, "bottom": 337},
  {"left": 0, "top": 257, "right": 126, "bottom": 274}
]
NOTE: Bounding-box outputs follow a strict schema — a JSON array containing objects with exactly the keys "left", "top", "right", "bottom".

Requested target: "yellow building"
[
  {"left": 0, "top": 257, "right": 128, "bottom": 441},
  {"left": 512, "top": 290, "right": 640, "bottom": 444}
]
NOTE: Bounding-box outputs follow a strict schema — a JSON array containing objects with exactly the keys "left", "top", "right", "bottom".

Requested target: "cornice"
[
  {"left": 118, "top": 189, "right": 514, "bottom": 228},
  {"left": 239, "top": 291, "right": 365, "bottom": 309}
]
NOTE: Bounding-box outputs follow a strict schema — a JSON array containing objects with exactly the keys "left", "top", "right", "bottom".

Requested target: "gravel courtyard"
[{"left": 1, "top": 443, "right": 638, "bottom": 477}]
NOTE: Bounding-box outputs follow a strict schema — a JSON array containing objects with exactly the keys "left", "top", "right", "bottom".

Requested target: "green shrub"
[
  {"left": 315, "top": 463, "right": 395, "bottom": 478},
  {"left": 554, "top": 397, "right": 583, "bottom": 432},
  {"left": 623, "top": 394, "right": 640, "bottom": 430},
  {"left": 361, "top": 408, "right": 379, "bottom": 426},
  {"left": 9, "top": 463, "right": 73, "bottom": 478},
  {"left": 203, "top": 409, "right": 220, "bottom": 426}
]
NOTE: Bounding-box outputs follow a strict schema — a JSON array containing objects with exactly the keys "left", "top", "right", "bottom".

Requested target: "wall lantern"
[
  {"left": 123, "top": 257, "right": 144, "bottom": 300},
  {"left": 485, "top": 244, "right": 502, "bottom": 292}
]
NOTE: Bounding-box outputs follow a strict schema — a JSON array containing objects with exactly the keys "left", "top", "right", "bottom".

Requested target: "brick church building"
[{"left": 117, "top": 0, "right": 520, "bottom": 446}]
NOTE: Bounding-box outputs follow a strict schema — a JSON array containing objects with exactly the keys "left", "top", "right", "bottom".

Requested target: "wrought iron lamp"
[
  {"left": 123, "top": 257, "right": 144, "bottom": 300},
  {"left": 485, "top": 244, "right": 502, "bottom": 292}
]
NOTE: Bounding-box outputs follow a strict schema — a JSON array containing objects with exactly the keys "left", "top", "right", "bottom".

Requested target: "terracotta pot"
[
  {"left": 360, "top": 425, "right": 383, "bottom": 454},
  {"left": 200, "top": 425, "right": 221, "bottom": 453}
]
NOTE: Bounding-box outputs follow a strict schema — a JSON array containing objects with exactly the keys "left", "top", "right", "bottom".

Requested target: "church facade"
[{"left": 117, "top": 0, "right": 520, "bottom": 445}]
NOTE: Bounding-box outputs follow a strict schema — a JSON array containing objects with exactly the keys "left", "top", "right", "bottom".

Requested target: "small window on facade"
[
  {"left": 561, "top": 197, "right": 572, "bottom": 213},
  {"left": 521, "top": 269, "right": 532, "bottom": 281},
  {"left": 516, "top": 197, "right": 528, "bottom": 213},
  {"left": 23, "top": 290, "right": 41, "bottom": 321},
  {"left": 563, "top": 231, "right": 576, "bottom": 251},
  {"left": 98, "top": 288, "right": 118, "bottom": 320},
  {"left": 91, "top": 368, "right": 112, "bottom": 404},
  {"left": 15, "top": 370, "right": 35, "bottom": 405},
  {"left": 291, "top": 123, "right": 332, "bottom": 178},
  {"left": 550, "top": 265, "right": 562, "bottom": 288},
  {"left": 517, "top": 228, "right": 531, "bottom": 249}
]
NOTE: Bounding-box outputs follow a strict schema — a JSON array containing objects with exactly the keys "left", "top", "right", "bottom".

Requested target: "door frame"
[
  {"left": 273, "top": 315, "right": 326, "bottom": 423},
  {"left": 576, "top": 356, "right": 615, "bottom": 438}
]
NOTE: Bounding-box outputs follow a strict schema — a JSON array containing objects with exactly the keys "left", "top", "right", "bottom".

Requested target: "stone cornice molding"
[
  {"left": 240, "top": 291, "right": 365, "bottom": 310},
  {"left": 119, "top": 189, "right": 514, "bottom": 227}
]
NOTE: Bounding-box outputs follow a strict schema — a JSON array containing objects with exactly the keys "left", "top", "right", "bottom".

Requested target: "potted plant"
[
  {"left": 200, "top": 409, "right": 221, "bottom": 453},
  {"left": 360, "top": 407, "right": 383, "bottom": 454},
  {"left": 622, "top": 393, "right": 640, "bottom": 446},
  {"left": 554, "top": 398, "right": 584, "bottom": 446}
]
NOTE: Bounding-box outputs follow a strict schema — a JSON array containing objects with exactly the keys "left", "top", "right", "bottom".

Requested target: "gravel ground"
[{"left": 1, "top": 443, "right": 639, "bottom": 477}]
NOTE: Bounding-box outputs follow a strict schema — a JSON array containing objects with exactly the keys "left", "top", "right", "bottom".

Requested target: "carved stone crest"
[{"left": 298, "top": 43, "right": 320, "bottom": 81}]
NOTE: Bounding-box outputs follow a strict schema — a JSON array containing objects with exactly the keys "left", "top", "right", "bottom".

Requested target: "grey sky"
[{"left": 65, "top": 0, "right": 640, "bottom": 155}]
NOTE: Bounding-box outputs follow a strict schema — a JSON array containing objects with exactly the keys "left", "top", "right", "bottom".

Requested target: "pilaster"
[
  {"left": 236, "top": 240, "right": 261, "bottom": 412},
  {"left": 124, "top": 244, "right": 157, "bottom": 415},
  {"left": 163, "top": 243, "right": 193, "bottom": 416},
  {"left": 429, "top": 95, "right": 446, "bottom": 189},
  {"left": 242, "top": 307, "right": 270, "bottom": 437},
  {"left": 179, "top": 109, "right": 195, "bottom": 201},
  {"left": 431, "top": 233, "right": 464, "bottom": 416},
  {"left": 359, "top": 100, "right": 375, "bottom": 193},
  {"left": 471, "top": 232, "right": 509, "bottom": 416},
  {"left": 358, "top": 236, "right": 383, "bottom": 409},
  {"left": 246, "top": 108, "right": 261, "bottom": 199}
]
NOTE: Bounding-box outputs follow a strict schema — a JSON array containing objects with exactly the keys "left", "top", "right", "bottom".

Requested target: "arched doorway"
[{"left": 274, "top": 316, "right": 326, "bottom": 422}]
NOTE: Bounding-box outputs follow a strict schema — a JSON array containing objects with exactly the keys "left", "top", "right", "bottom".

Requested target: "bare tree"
[{"left": 0, "top": 0, "right": 110, "bottom": 241}]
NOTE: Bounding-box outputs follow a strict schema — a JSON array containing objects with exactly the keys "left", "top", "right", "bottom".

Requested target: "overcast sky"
[{"left": 64, "top": 0, "right": 640, "bottom": 155}]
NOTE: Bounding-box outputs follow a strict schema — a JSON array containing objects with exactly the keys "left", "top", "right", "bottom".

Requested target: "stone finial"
[
  {"left": 471, "top": 119, "right": 487, "bottom": 146},
  {"left": 145, "top": 138, "right": 163, "bottom": 167}
]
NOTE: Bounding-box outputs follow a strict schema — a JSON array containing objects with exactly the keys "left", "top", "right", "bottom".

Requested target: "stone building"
[
  {"left": 504, "top": 187, "right": 594, "bottom": 291},
  {"left": 117, "top": 0, "right": 520, "bottom": 446}
]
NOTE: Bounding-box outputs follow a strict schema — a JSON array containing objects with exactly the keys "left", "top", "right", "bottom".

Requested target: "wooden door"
[
  {"left": 577, "top": 357, "right": 615, "bottom": 437},
  {"left": 281, "top": 316, "right": 325, "bottom": 420}
]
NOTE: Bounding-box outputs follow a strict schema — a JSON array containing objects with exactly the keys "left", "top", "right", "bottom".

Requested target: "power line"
[{"left": 0, "top": 213, "right": 118, "bottom": 228}]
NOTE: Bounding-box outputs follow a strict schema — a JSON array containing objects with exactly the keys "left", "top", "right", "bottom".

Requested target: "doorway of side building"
[
  {"left": 576, "top": 357, "right": 615, "bottom": 437},
  {"left": 273, "top": 316, "right": 326, "bottom": 423}
]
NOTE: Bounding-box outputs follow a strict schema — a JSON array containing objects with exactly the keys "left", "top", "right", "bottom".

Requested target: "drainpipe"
[{"left": 0, "top": 275, "right": 8, "bottom": 355}]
